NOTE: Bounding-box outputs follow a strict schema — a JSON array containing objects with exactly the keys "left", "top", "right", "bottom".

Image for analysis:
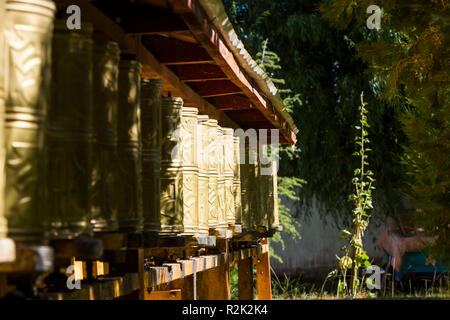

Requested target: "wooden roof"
[{"left": 55, "top": 0, "right": 298, "bottom": 144}]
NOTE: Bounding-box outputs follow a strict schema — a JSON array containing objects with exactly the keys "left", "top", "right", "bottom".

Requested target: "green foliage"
[
  {"left": 329, "top": 93, "right": 374, "bottom": 298},
  {"left": 224, "top": 0, "right": 408, "bottom": 222},
  {"left": 321, "top": 0, "right": 450, "bottom": 263}
]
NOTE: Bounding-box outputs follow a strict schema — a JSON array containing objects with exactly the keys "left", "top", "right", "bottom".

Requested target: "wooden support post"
[
  {"left": 255, "top": 238, "right": 271, "bottom": 300},
  {"left": 238, "top": 258, "right": 253, "bottom": 300},
  {"left": 197, "top": 240, "right": 230, "bottom": 300},
  {"left": 124, "top": 249, "right": 145, "bottom": 300}
]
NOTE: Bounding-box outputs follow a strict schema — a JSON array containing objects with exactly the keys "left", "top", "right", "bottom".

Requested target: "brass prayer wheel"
[
  {"left": 91, "top": 41, "right": 120, "bottom": 233},
  {"left": 216, "top": 126, "right": 228, "bottom": 229},
  {"left": 45, "top": 20, "right": 94, "bottom": 239},
  {"left": 196, "top": 115, "right": 209, "bottom": 235},
  {"left": 3, "top": 0, "right": 56, "bottom": 242},
  {"left": 223, "top": 128, "right": 235, "bottom": 226},
  {"left": 116, "top": 58, "right": 143, "bottom": 234},
  {"left": 160, "top": 97, "right": 183, "bottom": 235},
  {"left": 180, "top": 106, "right": 199, "bottom": 235},
  {"left": 257, "top": 150, "right": 270, "bottom": 229},
  {"left": 206, "top": 119, "right": 219, "bottom": 229},
  {"left": 240, "top": 145, "right": 258, "bottom": 231},
  {"left": 140, "top": 79, "right": 162, "bottom": 234},
  {"left": 269, "top": 160, "right": 280, "bottom": 228},
  {"left": 0, "top": 0, "right": 7, "bottom": 240},
  {"left": 233, "top": 136, "right": 242, "bottom": 225}
]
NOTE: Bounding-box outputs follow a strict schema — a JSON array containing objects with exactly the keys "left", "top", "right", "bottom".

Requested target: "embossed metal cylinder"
[
  {"left": 216, "top": 126, "right": 228, "bottom": 229},
  {"left": 223, "top": 128, "right": 235, "bottom": 226},
  {"left": 233, "top": 136, "right": 242, "bottom": 226},
  {"left": 116, "top": 58, "right": 143, "bottom": 234},
  {"left": 160, "top": 97, "right": 183, "bottom": 235},
  {"left": 45, "top": 20, "right": 94, "bottom": 239},
  {"left": 196, "top": 115, "right": 209, "bottom": 235},
  {"left": 180, "top": 106, "right": 199, "bottom": 235},
  {"left": 0, "top": 0, "right": 7, "bottom": 240},
  {"left": 3, "top": 0, "right": 55, "bottom": 242},
  {"left": 140, "top": 79, "right": 162, "bottom": 234},
  {"left": 206, "top": 119, "right": 219, "bottom": 229},
  {"left": 269, "top": 161, "right": 280, "bottom": 228},
  {"left": 257, "top": 150, "right": 270, "bottom": 229},
  {"left": 91, "top": 41, "right": 120, "bottom": 233},
  {"left": 240, "top": 145, "right": 258, "bottom": 231}
]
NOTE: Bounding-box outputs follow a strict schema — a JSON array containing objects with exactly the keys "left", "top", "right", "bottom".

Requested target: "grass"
[{"left": 271, "top": 270, "right": 450, "bottom": 300}]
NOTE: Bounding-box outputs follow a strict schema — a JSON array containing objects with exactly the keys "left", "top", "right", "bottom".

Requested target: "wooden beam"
[
  {"left": 187, "top": 80, "right": 242, "bottom": 97},
  {"left": 169, "top": 64, "right": 227, "bottom": 82},
  {"left": 225, "top": 109, "right": 268, "bottom": 122},
  {"left": 169, "top": 0, "right": 296, "bottom": 144},
  {"left": 138, "top": 44, "right": 238, "bottom": 128},
  {"left": 208, "top": 95, "right": 255, "bottom": 111},
  {"left": 255, "top": 238, "right": 272, "bottom": 300},
  {"left": 238, "top": 258, "right": 254, "bottom": 300},
  {"left": 145, "top": 289, "right": 182, "bottom": 300},
  {"left": 142, "top": 35, "right": 214, "bottom": 65},
  {"left": 120, "top": 4, "right": 189, "bottom": 34}
]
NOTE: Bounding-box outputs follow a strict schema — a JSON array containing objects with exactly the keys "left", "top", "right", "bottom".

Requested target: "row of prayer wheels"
[{"left": 0, "top": 0, "right": 279, "bottom": 253}]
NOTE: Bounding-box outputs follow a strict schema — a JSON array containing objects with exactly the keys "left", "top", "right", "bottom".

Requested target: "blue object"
[{"left": 386, "top": 251, "right": 449, "bottom": 281}]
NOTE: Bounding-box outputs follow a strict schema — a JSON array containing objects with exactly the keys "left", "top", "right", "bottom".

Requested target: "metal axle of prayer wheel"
[
  {"left": 180, "top": 106, "right": 199, "bottom": 236},
  {"left": 0, "top": 0, "right": 16, "bottom": 265},
  {"left": 140, "top": 78, "right": 162, "bottom": 247},
  {"left": 196, "top": 115, "right": 209, "bottom": 236},
  {"left": 160, "top": 97, "right": 183, "bottom": 235},
  {"left": 90, "top": 41, "right": 120, "bottom": 240},
  {"left": 206, "top": 119, "right": 219, "bottom": 231},
  {"left": 0, "top": 0, "right": 55, "bottom": 284},
  {"left": 116, "top": 57, "right": 144, "bottom": 247}
]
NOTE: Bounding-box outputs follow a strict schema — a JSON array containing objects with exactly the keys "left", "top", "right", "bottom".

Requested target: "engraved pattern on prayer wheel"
[
  {"left": 206, "top": 119, "right": 218, "bottom": 229},
  {"left": 216, "top": 126, "right": 227, "bottom": 229},
  {"left": 223, "top": 128, "right": 235, "bottom": 226},
  {"left": 240, "top": 145, "right": 258, "bottom": 231},
  {"left": 160, "top": 97, "right": 183, "bottom": 235},
  {"left": 3, "top": 0, "right": 56, "bottom": 242},
  {"left": 0, "top": 0, "right": 7, "bottom": 239},
  {"left": 233, "top": 137, "right": 242, "bottom": 225},
  {"left": 197, "top": 115, "right": 209, "bottom": 235},
  {"left": 258, "top": 145, "right": 270, "bottom": 229},
  {"left": 140, "top": 79, "right": 162, "bottom": 233},
  {"left": 91, "top": 41, "right": 120, "bottom": 232},
  {"left": 45, "top": 20, "right": 93, "bottom": 239},
  {"left": 116, "top": 58, "right": 143, "bottom": 233},
  {"left": 180, "top": 106, "right": 198, "bottom": 235}
]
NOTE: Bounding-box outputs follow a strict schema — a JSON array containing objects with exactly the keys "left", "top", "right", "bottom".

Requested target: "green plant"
[{"left": 329, "top": 92, "right": 375, "bottom": 298}]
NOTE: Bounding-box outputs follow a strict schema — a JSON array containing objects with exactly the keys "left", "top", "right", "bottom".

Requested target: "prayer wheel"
[
  {"left": 45, "top": 20, "right": 93, "bottom": 239},
  {"left": 0, "top": 0, "right": 7, "bottom": 241},
  {"left": 206, "top": 119, "right": 219, "bottom": 229},
  {"left": 3, "top": 0, "right": 56, "bottom": 243},
  {"left": 196, "top": 115, "right": 209, "bottom": 235},
  {"left": 91, "top": 41, "right": 120, "bottom": 233},
  {"left": 160, "top": 97, "right": 183, "bottom": 235},
  {"left": 0, "top": 0, "right": 15, "bottom": 263},
  {"left": 233, "top": 137, "right": 242, "bottom": 226},
  {"left": 257, "top": 146, "right": 271, "bottom": 229},
  {"left": 140, "top": 79, "right": 162, "bottom": 235},
  {"left": 180, "top": 106, "right": 199, "bottom": 235},
  {"left": 269, "top": 160, "right": 280, "bottom": 228},
  {"left": 223, "top": 128, "right": 235, "bottom": 226},
  {"left": 240, "top": 145, "right": 258, "bottom": 231},
  {"left": 216, "top": 126, "right": 228, "bottom": 229},
  {"left": 116, "top": 58, "right": 143, "bottom": 234}
]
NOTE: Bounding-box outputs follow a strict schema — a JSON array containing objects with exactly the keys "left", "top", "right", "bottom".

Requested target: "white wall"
[{"left": 271, "top": 195, "right": 385, "bottom": 279}]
